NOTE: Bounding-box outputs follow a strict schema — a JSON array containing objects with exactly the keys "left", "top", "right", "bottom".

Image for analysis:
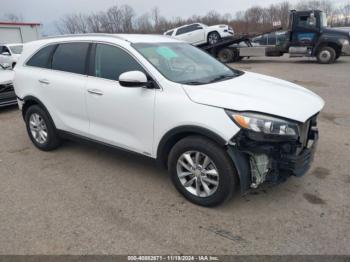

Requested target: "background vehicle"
[
  {"left": 0, "top": 64, "right": 16, "bottom": 107},
  {"left": 0, "top": 43, "right": 23, "bottom": 68},
  {"left": 14, "top": 34, "right": 324, "bottom": 206},
  {"left": 252, "top": 31, "right": 288, "bottom": 46},
  {"left": 195, "top": 10, "right": 350, "bottom": 64},
  {"left": 164, "top": 23, "right": 234, "bottom": 45}
]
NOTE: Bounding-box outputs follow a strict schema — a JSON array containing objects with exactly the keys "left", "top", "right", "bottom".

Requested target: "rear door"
[{"left": 35, "top": 42, "right": 90, "bottom": 135}]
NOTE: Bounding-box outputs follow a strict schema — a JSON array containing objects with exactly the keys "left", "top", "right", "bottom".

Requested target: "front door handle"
[
  {"left": 38, "top": 79, "right": 50, "bottom": 85},
  {"left": 87, "top": 89, "right": 104, "bottom": 96}
]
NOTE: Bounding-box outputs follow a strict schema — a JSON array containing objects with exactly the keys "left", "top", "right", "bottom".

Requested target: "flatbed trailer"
[{"left": 197, "top": 10, "right": 350, "bottom": 64}]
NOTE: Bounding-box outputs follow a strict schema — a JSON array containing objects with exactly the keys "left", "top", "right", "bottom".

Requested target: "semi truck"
[{"left": 199, "top": 10, "right": 350, "bottom": 64}]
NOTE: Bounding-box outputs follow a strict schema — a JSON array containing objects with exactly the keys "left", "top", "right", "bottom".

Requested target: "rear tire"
[
  {"left": 335, "top": 53, "right": 341, "bottom": 61},
  {"left": 25, "top": 105, "right": 62, "bottom": 151},
  {"left": 207, "top": 32, "right": 221, "bottom": 45},
  {"left": 316, "top": 46, "right": 336, "bottom": 64},
  {"left": 217, "top": 48, "right": 234, "bottom": 63},
  {"left": 168, "top": 136, "right": 238, "bottom": 206}
]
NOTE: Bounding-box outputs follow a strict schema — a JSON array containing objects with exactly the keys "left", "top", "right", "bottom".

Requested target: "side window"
[
  {"left": 191, "top": 24, "right": 203, "bottom": 30},
  {"left": 166, "top": 30, "right": 174, "bottom": 36},
  {"left": 52, "top": 42, "right": 89, "bottom": 74},
  {"left": 267, "top": 33, "right": 276, "bottom": 45},
  {"left": 176, "top": 26, "right": 190, "bottom": 35},
  {"left": 297, "top": 15, "right": 317, "bottom": 28},
  {"left": 94, "top": 44, "right": 144, "bottom": 81},
  {"left": 26, "top": 45, "right": 57, "bottom": 68}
]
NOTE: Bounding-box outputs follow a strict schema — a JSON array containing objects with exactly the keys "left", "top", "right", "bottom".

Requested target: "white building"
[{"left": 0, "top": 22, "right": 41, "bottom": 44}]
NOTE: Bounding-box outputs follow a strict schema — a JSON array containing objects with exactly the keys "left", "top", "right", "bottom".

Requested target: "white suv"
[
  {"left": 14, "top": 34, "right": 324, "bottom": 206},
  {"left": 164, "top": 23, "right": 234, "bottom": 46},
  {"left": 0, "top": 43, "right": 23, "bottom": 68}
]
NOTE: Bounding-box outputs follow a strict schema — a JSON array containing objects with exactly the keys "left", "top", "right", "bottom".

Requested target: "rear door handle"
[
  {"left": 38, "top": 79, "right": 50, "bottom": 85},
  {"left": 88, "top": 89, "right": 104, "bottom": 96}
]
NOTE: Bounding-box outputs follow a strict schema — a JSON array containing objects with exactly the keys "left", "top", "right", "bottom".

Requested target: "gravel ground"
[{"left": 0, "top": 55, "right": 349, "bottom": 255}]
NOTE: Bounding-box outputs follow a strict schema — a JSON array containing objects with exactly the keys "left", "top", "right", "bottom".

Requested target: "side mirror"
[
  {"left": 1, "top": 52, "right": 10, "bottom": 56},
  {"left": 119, "top": 71, "right": 152, "bottom": 88}
]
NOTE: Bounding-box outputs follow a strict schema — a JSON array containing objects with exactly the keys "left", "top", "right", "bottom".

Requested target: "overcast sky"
[{"left": 1, "top": 0, "right": 347, "bottom": 34}]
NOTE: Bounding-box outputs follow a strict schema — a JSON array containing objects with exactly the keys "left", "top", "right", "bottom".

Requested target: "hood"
[
  {"left": 323, "top": 27, "right": 350, "bottom": 38},
  {"left": 0, "top": 70, "right": 14, "bottom": 85},
  {"left": 208, "top": 24, "right": 228, "bottom": 29},
  {"left": 182, "top": 72, "right": 325, "bottom": 123}
]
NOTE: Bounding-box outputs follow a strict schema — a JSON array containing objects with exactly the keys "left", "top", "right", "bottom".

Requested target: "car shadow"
[{"left": 0, "top": 104, "right": 18, "bottom": 114}]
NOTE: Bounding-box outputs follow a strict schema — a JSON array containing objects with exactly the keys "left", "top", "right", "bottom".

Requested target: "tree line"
[{"left": 3, "top": 0, "right": 350, "bottom": 35}]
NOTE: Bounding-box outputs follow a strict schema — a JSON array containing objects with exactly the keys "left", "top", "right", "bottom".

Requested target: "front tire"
[
  {"left": 207, "top": 32, "right": 221, "bottom": 45},
  {"left": 25, "top": 105, "right": 62, "bottom": 151},
  {"left": 168, "top": 136, "right": 237, "bottom": 206},
  {"left": 316, "top": 46, "right": 336, "bottom": 64}
]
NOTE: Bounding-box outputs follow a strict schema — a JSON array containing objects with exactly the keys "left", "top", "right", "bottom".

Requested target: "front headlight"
[{"left": 225, "top": 110, "right": 299, "bottom": 136}]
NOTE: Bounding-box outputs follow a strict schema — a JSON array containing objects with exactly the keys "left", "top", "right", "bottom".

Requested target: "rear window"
[
  {"left": 52, "top": 42, "right": 90, "bottom": 75},
  {"left": 26, "top": 45, "right": 57, "bottom": 69}
]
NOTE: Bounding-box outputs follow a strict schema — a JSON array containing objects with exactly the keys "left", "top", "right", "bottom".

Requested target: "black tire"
[
  {"left": 168, "top": 136, "right": 238, "bottom": 207},
  {"left": 335, "top": 53, "right": 341, "bottom": 60},
  {"left": 25, "top": 105, "right": 61, "bottom": 151},
  {"left": 217, "top": 48, "right": 234, "bottom": 63},
  {"left": 316, "top": 46, "right": 336, "bottom": 64},
  {"left": 207, "top": 32, "right": 221, "bottom": 45}
]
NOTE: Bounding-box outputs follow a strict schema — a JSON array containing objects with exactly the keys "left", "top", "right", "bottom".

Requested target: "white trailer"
[{"left": 0, "top": 22, "right": 41, "bottom": 44}]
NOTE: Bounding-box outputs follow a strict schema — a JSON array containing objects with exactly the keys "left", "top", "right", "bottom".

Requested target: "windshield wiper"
[
  {"left": 208, "top": 75, "right": 234, "bottom": 83},
  {"left": 181, "top": 81, "right": 206, "bottom": 85}
]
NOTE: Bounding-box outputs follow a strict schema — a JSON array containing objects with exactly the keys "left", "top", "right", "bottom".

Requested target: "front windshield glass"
[
  {"left": 320, "top": 12, "right": 328, "bottom": 28},
  {"left": 133, "top": 42, "right": 243, "bottom": 85},
  {"left": 9, "top": 45, "right": 23, "bottom": 54}
]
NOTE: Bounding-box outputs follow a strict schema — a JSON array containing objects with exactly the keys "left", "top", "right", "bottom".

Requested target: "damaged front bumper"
[{"left": 227, "top": 115, "right": 319, "bottom": 193}]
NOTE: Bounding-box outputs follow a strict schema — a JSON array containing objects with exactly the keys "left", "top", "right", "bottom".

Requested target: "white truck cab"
[{"left": 14, "top": 34, "right": 324, "bottom": 206}]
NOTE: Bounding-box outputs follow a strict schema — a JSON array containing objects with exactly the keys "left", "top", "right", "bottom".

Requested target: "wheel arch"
[
  {"left": 207, "top": 30, "right": 221, "bottom": 40},
  {"left": 314, "top": 41, "right": 342, "bottom": 56},
  {"left": 21, "top": 96, "right": 57, "bottom": 129},
  {"left": 156, "top": 125, "right": 227, "bottom": 169}
]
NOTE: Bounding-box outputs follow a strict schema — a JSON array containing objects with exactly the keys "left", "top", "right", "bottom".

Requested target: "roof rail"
[{"left": 42, "top": 33, "right": 127, "bottom": 41}]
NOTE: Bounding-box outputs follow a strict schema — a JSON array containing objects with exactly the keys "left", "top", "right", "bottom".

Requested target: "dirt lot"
[{"left": 0, "top": 55, "right": 349, "bottom": 255}]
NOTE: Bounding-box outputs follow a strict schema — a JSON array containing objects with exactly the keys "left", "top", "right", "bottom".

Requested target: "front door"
[
  {"left": 292, "top": 13, "right": 319, "bottom": 46},
  {"left": 85, "top": 43, "right": 155, "bottom": 155}
]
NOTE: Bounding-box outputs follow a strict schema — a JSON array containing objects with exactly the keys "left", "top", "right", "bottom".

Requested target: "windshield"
[
  {"left": 9, "top": 45, "right": 23, "bottom": 54},
  {"left": 133, "top": 42, "right": 242, "bottom": 85},
  {"left": 320, "top": 12, "right": 328, "bottom": 28}
]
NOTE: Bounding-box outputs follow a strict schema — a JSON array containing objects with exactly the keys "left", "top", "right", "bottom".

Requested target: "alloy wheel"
[
  {"left": 29, "top": 113, "right": 48, "bottom": 144},
  {"left": 208, "top": 33, "right": 220, "bottom": 45},
  {"left": 176, "top": 151, "right": 219, "bottom": 197}
]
